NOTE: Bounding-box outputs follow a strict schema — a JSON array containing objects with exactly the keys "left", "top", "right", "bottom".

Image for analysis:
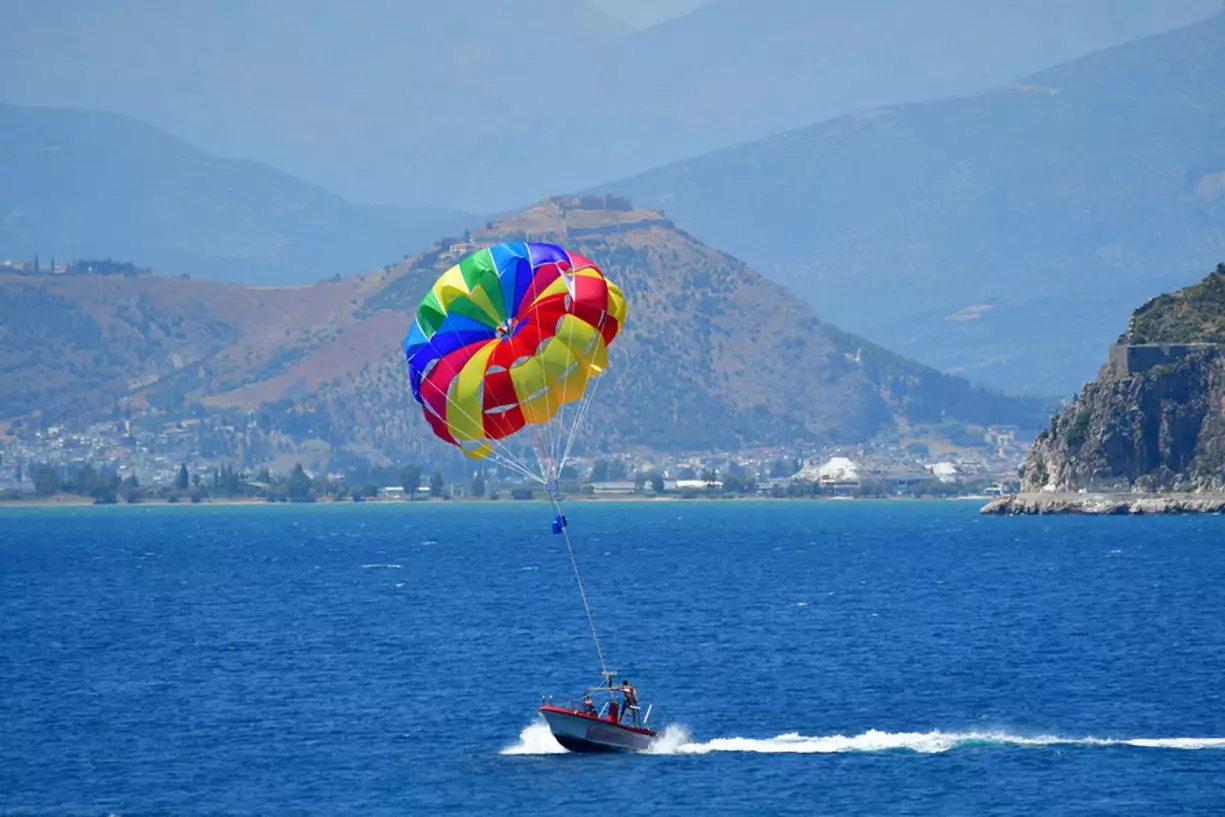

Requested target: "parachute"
[
  {"left": 402, "top": 240, "right": 630, "bottom": 684},
  {"left": 403, "top": 241, "right": 626, "bottom": 485}
]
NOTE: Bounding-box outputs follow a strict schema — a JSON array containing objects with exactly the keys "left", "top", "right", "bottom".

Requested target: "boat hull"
[{"left": 539, "top": 705, "right": 658, "bottom": 753}]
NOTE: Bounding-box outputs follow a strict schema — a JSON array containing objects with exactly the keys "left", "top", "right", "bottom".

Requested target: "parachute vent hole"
[{"left": 494, "top": 317, "right": 517, "bottom": 340}]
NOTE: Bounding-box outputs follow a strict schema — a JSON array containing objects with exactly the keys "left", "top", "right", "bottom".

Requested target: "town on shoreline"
[
  {"left": 0, "top": 454, "right": 1008, "bottom": 507},
  {"left": 0, "top": 420, "right": 1027, "bottom": 507}
]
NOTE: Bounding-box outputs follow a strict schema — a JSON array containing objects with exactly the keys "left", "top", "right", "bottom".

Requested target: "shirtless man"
[{"left": 619, "top": 679, "right": 640, "bottom": 726}]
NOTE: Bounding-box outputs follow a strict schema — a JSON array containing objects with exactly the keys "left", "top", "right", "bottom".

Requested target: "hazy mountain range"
[
  {"left": 602, "top": 11, "right": 1225, "bottom": 395},
  {"left": 4, "top": 3, "right": 1223, "bottom": 402},
  {"left": 0, "top": 102, "right": 470, "bottom": 284},
  {"left": 1, "top": 0, "right": 1217, "bottom": 211}
]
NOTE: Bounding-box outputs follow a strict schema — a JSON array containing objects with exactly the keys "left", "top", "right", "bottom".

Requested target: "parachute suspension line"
[
  {"left": 547, "top": 486, "right": 608, "bottom": 679},
  {"left": 440, "top": 395, "right": 541, "bottom": 483},
  {"left": 557, "top": 241, "right": 632, "bottom": 478},
  {"left": 548, "top": 264, "right": 603, "bottom": 481},
  {"left": 561, "top": 365, "right": 605, "bottom": 472},
  {"left": 485, "top": 447, "right": 546, "bottom": 484},
  {"left": 551, "top": 276, "right": 580, "bottom": 473},
  {"left": 529, "top": 422, "right": 555, "bottom": 485},
  {"left": 548, "top": 379, "right": 565, "bottom": 480},
  {"left": 559, "top": 369, "right": 604, "bottom": 476},
  {"left": 514, "top": 297, "right": 559, "bottom": 486},
  {"left": 419, "top": 333, "right": 542, "bottom": 482},
  {"left": 545, "top": 264, "right": 607, "bottom": 669},
  {"left": 422, "top": 376, "right": 538, "bottom": 481}
]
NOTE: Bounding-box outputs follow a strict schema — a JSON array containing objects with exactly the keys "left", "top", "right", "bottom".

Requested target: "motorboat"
[{"left": 540, "top": 676, "right": 659, "bottom": 753}]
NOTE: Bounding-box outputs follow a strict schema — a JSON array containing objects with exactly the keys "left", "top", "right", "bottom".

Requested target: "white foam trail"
[
  {"left": 647, "top": 728, "right": 1225, "bottom": 755},
  {"left": 498, "top": 721, "right": 1225, "bottom": 757},
  {"left": 360, "top": 563, "right": 402, "bottom": 569},
  {"left": 500, "top": 720, "right": 568, "bottom": 755},
  {"left": 1086, "top": 736, "right": 1225, "bottom": 750}
]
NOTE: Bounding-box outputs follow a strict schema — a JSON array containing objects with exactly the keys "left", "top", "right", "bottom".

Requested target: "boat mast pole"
[{"left": 548, "top": 487, "right": 610, "bottom": 682}]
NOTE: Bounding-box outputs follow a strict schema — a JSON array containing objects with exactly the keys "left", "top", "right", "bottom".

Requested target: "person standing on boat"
[{"left": 620, "top": 679, "right": 639, "bottom": 726}]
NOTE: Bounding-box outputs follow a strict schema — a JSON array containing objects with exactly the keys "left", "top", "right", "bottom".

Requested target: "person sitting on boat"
[
  {"left": 620, "top": 679, "right": 640, "bottom": 726},
  {"left": 583, "top": 696, "right": 596, "bottom": 716}
]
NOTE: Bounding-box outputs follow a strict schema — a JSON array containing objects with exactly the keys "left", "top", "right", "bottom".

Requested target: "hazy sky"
[{"left": 592, "top": 0, "right": 710, "bottom": 28}]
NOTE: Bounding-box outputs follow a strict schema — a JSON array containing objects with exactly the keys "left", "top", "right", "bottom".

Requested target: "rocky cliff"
[{"left": 1020, "top": 264, "right": 1225, "bottom": 492}]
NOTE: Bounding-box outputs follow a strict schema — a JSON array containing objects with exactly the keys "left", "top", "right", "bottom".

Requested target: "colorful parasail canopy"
[{"left": 403, "top": 241, "right": 626, "bottom": 460}]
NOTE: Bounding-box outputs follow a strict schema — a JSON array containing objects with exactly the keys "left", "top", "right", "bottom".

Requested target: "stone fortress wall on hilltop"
[{"left": 1107, "top": 343, "right": 1221, "bottom": 377}]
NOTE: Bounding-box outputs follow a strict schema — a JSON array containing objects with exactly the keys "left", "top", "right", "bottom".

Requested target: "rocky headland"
[
  {"left": 981, "top": 491, "right": 1225, "bottom": 515},
  {"left": 985, "top": 263, "right": 1225, "bottom": 514}
]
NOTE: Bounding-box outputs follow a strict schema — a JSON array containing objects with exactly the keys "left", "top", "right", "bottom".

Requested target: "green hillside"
[{"left": 1122, "top": 264, "right": 1225, "bottom": 345}]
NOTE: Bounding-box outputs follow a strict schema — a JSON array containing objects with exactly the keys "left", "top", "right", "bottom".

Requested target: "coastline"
[
  {"left": 980, "top": 492, "right": 1225, "bottom": 515},
  {"left": 0, "top": 493, "right": 992, "bottom": 509}
]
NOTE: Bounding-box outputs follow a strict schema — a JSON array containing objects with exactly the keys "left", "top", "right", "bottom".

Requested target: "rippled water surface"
[{"left": 2, "top": 501, "right": 1223, "bottom": 815}]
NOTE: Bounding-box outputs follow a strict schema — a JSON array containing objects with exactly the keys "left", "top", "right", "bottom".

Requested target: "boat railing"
[{"left": 545, "top": 685, "right": 653, "bottom": 726}]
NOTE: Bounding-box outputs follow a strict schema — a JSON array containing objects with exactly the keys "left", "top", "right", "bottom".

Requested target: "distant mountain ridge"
[
  {"left": 0, "top": 101, "right": 471, "bottom": 284},
  {"left": 0, "top": 198, "right": 1052, "bottom": 472},
  {"left": 0, "top": 0, "right": 1217, "bottom": 210},
  {"left": 600, "top": 11, "right": 1225, "bottom": 397}
]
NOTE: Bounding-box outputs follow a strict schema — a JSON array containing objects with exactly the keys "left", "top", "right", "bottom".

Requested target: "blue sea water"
[{"left": 2, "top": 500, "right": 1223, "bottom": 816}]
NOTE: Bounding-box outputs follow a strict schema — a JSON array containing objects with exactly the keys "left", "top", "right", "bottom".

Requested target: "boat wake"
[
  {"left": 501, "top": 721, "right": 1225, "bottom": 756},
  {"left": 647, "top": 727, "right": 1225, "bottom": 755},
  {"left": 500, "top": 721, "right": 568, "bottom": 755}
]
